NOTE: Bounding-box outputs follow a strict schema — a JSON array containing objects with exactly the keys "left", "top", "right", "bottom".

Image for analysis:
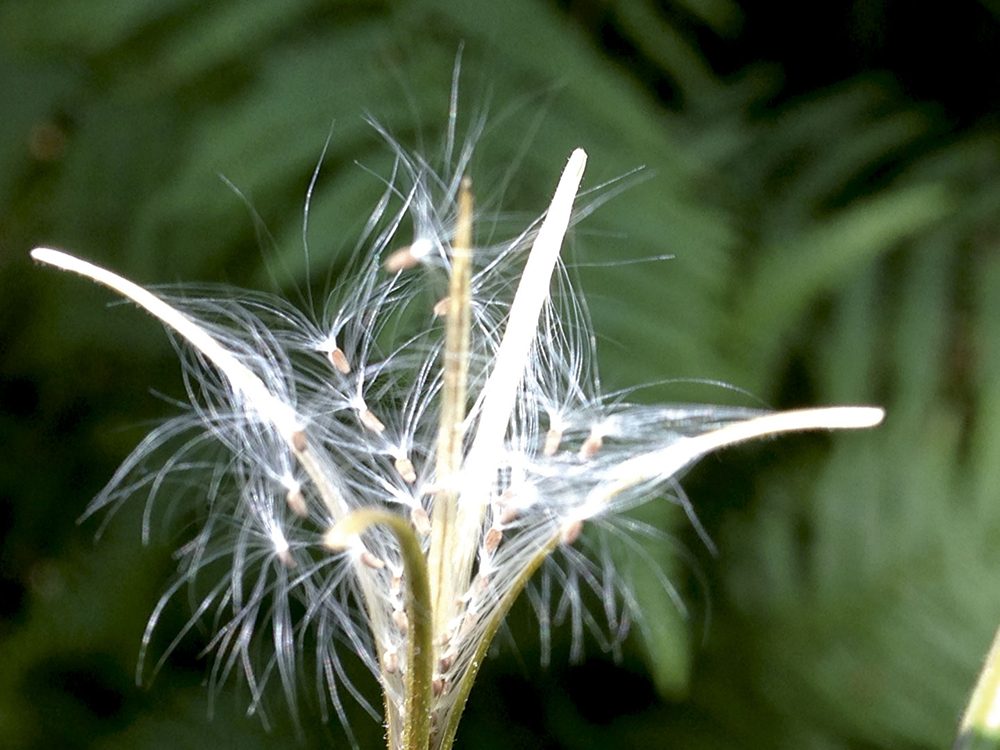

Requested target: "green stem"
[
  {"left": 329, "top": 510, "right": 434, "bottom": 750},
  {"left": 435, "top": 533, "right": 561, "bottom": 750}
]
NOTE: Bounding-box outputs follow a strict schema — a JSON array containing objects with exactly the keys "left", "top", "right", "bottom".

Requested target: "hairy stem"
[
  {"left": 435, "top": 534, "right": 561, "bottom": 750},
  {"left": 326, "top": 510, "right": 434, "bottom": 750}
]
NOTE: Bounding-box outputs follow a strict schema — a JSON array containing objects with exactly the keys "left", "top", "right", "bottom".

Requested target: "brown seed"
[
  {"left": 432, "top": 296, "right": 450, "bottom": 317},
  {"left": 498, "top": 505, "right": 519, "bottom": 525},
  {"left": 483, "top": 526, "right": 502, "bottom": 555},
  {"left": 383, "top": 649, "right": 399, "bottom": 675},
  {"left": 285, "top": 488, "right": 308, "bottom": 517},
  {"left": 384, "top": 245, "right": 419, "bottom": 273},
  {"left": 291, "top": 429, "right": 308, "bottom": 452},
  {"left": 471, "top": 573, "right": 490, "bottom": 597},
  {"left": 328, "top": 347, "right": 351, "bottom": 374},
  {"left": 543, "top": 427, "right": 562, "bottom": 456},
  {"left": 390, "top": 574, "right": 402, "bottom": 596},
  {"left": 360, "top": 550, "right": 386, "bottom": 569},
  {"left": 432, "top": 676, "right": 450, "bottom": 697},
  {"left": 578, "top": 432, "right": 603, "bottom": 460},
  {"left": 410, "top": 506, "right": 431, "bottom": 536},
  {"left": 276, "top": 547, "right": 296, "bottom": 568},
  {"left": 393, "top": 609, "right": 409, "bottom": 635},
  {"left": 459, "top": 610, "right": 477, "bottom": 638},
  {"left": 359, "top": 408, "right": 386, "bottom": 433},
  {"left": 395, "top": 456, "right": 417, "bottom": 484},
  {"left": 442, "top": 619, "right": 459, "bottom": 645},
  {"left": 438, "top": 649, "right": 455, "bottom": 673},
  {"left": 560, "top": 519, "right": 584, "bottom": 546}
]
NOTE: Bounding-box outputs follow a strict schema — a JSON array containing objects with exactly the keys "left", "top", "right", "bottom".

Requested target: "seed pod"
[
  {"left": 459, "top": 610, "right": 477, "bottom": 638},
  {"left": 497, "top": 504, "right": 519, "bottom": 525},
  {"left": 471, "top": 573, "right": 490, "bottom": 597}
]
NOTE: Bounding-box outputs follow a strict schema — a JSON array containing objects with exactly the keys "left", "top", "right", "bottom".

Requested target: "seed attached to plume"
[
  {"left": 285, "top": 488, "right": 308, "bottom": 517},
  {"left": 432, "top": 296, "right": 450, "bottom": 317},
  {"left": 394, "top": 456, "right": 417, "bottom": 483},
  {"left": 543, "top": 427, "right": 562, "bottom": 456},
  {"left": 360, "top": 550, "right": 386, "bottom": 569},
  {"left": 384, "top": 237, "right": 433, "bottom": 273},
  {"left": 360, "top": 408, "right": 386, "bottom": 433},
  {"left": 578, "top": 431, "right": 603, "bottom": 460},
  {"left": 410, "top": 506, "right": 431, "bottom": 536},
  {"left": 432, "top": 676, "right": 449, "bottom": 697},
  {"left": 291, "top": 429, "right": 308, "bottom": 452},
  {"left": 438, "top": 649, "right": 456, "bottom": 673},
  {"left": 560, "top": 519, "right": 584, "bottom": 546},
  {"left": 483, "top": 526, "right": 502, "bottom": 554},
  {"left": 383, "top": 649, "right": 399, "bottom": 675},
  {"left": 392, "top": 609, "right": 409, "bottom": 635},
  {"left": 328, "top": 347, "right": 351, "bottom": 374}
]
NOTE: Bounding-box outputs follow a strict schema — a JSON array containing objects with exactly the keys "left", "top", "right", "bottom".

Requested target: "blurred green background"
[{"left": 3, "top": 0, "right": 1000, "bottom": 748}]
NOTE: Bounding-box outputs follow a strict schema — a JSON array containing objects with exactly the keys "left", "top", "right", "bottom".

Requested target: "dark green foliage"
[{"left": 2, "top": 1, "right": 998, "bottom": 747}]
